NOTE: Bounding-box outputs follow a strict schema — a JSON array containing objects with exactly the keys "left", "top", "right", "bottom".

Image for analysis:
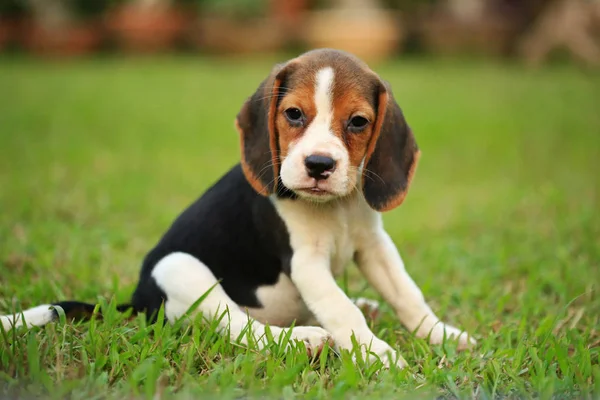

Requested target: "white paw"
[
  {"left": 289, "top": 326, "right": 333, "bottom": 356},
  {"left": 428, "top": 323, "right": 476, "bottom": 350},
  {"left": 353, "top": 297, "right": 381, "bottom": 320},
  {"left": 355, "top": 338, "right": 407, "bottom": 369}
]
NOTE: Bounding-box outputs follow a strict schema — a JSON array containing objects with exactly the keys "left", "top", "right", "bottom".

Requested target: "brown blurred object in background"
[
  {"left": 0, "top": 0, "right": 598, "bottom": 68},
  {"left": 0, "top": 0, "right": 28, "bottom": 51},
  {"left": 304, "top": 0, "right": 404, "bottom": 63},
  {"left": 418, "top": 0, "right": 523, "bottom": 57},
  {"left": 0, "top": 0, "right": 27, "bottom": 50},
  {"left": 105, "top": 0, "right": 189, "bottom": 54},
  {"left": 187, "top": 0, "right": 288, "bottom": 55},
  {"left": 0, "top": 20, "right": 10, "bottom": 51},
  {"left": 19, "top": 0, "right": 107, "bottom": 57},
  {"left": 518, "top": 0, "right": 600, "bottom": 67}
]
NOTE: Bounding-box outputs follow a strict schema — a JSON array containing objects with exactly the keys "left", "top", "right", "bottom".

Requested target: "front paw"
[
  {"left": 428, "top": 323, "right": 476, "bottom": 350},
  {"left": 353, "top": 338, "right": 407, "bottom": 369},
  {"left": 289, "top": 326, "right": 333, "bottom": 357}
]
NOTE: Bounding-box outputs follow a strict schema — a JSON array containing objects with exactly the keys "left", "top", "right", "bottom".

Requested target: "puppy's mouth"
[
  {"left": 296, "top": 187, "right": 331, "bottom": 196},
  {"left": 292, "top": 181, "right": 340, "bottom": 199}
]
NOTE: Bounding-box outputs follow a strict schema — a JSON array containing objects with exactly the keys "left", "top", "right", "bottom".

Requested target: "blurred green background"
[{"left": 1, "top": 0, "right": 600, "bottom": 398}]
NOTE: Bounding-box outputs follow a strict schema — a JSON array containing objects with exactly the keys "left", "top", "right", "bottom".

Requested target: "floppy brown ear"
[
  {"left": 362, "top": 81, "right": 420, "bottom": 212},
  {"left": 235, "top": 63, "right": 294, "bottom": 196}
]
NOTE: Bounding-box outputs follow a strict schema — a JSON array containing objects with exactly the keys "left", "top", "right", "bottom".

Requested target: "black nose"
[{"left": 304, "top": 154, "right": 336, "bottom": 180}]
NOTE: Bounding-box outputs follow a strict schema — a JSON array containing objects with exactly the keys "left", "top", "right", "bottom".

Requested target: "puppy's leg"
[
  {"left": 300, "top": 297, "right": 381, "bottom": 326},
  {"left": 152, "top": 252, "right": 331, "bottom": 354},
  {"left": 355, "top": 232, "right": 475, "bottom": 350},
  {"left": 291, "top": 250, "right": 405, "bottom": 368}
]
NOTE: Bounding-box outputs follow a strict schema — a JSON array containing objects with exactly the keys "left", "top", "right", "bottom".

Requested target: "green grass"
[{"left": 0, "top": 56, "right": 599, "bottom": 399}]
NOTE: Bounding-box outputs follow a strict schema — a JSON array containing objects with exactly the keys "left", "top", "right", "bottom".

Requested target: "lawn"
[{"left": 0, "top": 56, "right": 599, "bottom": 399}]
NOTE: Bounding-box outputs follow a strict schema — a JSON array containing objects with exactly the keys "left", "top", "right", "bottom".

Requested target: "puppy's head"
[{"left": 235, "top": 49, "right": 419, "bottom": 212}]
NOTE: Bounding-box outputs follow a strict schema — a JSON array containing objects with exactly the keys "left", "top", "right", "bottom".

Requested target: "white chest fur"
[
  {"left": 275, "top": 192, "right": 380, "bottom": 276},
  {"left": 245, "top": 192, "right": 382, "bottom": 327}
]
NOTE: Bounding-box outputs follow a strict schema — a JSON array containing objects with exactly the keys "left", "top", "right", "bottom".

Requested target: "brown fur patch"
[
  {"left": 377, "top": 149, "right": 420, "bottom": 212},
  {"left": 235, "top": 118, "right": 270, "bottom": 196},
  {"left": 268, "top": 74, "right": 286, "bottom": 192},
  {"left": 276, "top": 83, "right": 316, "bottom": 159},
  {"left": 236, "top": 61, "right": 300, "bottom": 195},
  {"left": 360, "top": 81, "right": 420, "bottom": 211},
  {"left": 362, "top": 89, "right": 389, "bottom": 176},
  {"left": 362, "top": 89, "right": 389, "bottom": 191},
  {"left": 333, "top": 91, "right": 377, "bottom": 168}
]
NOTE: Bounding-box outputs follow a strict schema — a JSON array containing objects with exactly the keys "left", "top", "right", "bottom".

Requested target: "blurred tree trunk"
[
  {"left": 445, "top": 0, "right": 487, "bottom": 23},
  {"left": 518, "top": 0, "right": 600, "bottom": 67},
  {"left": 27, "top": 0, "right": 71, "bottom": 30},
  {"left": 132, "top": 0, "right": 173, "bottom": 9}
]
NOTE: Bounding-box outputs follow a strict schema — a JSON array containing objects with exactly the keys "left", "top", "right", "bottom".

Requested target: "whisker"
[
  {"left": 257, "top": 161, "right": 276, "bottom": 175},
  {"left": 257, "top": 165, "right": 278, "bottom": 184},
  {"left": 253, "top": 154, "right": 283, "bottom": 183},
  {"left": 362, "top": 168, "right": 385, "bottom": 185}
]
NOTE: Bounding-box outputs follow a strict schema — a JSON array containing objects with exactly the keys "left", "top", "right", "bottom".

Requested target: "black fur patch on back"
[{"left": 131, "top": 164, "right": 293, "bottom": 313}]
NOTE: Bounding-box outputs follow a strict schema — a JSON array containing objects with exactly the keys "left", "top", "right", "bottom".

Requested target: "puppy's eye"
[
  {"left": 284, "top": 108, "right": 304, "bottom": 126},
  {"left": 348, "top": 116, "right": 369, "bottom": 132}
]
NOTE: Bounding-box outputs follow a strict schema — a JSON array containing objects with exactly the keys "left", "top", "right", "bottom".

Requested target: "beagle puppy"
[{"left": 1, "top": 49, "right": 474, "bottom": 368}]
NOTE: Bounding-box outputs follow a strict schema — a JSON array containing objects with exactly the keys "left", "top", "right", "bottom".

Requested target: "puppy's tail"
[{"left": 1, "top": 301, "right": 133, "bottom": 332}]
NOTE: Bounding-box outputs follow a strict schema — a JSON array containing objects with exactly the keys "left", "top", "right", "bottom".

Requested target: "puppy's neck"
[{"left": 271, "top": 188, "right": 368, "bottom": 214}]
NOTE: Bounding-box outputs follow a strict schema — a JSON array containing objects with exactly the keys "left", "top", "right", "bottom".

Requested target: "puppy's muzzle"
[{"left": 304, "top": 154, "right": 337, "bottom": 180}]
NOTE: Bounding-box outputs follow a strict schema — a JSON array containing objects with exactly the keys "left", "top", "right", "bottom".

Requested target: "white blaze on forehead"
[{"left": 313, "top": 67, "right": 334, "bottom": 126}]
